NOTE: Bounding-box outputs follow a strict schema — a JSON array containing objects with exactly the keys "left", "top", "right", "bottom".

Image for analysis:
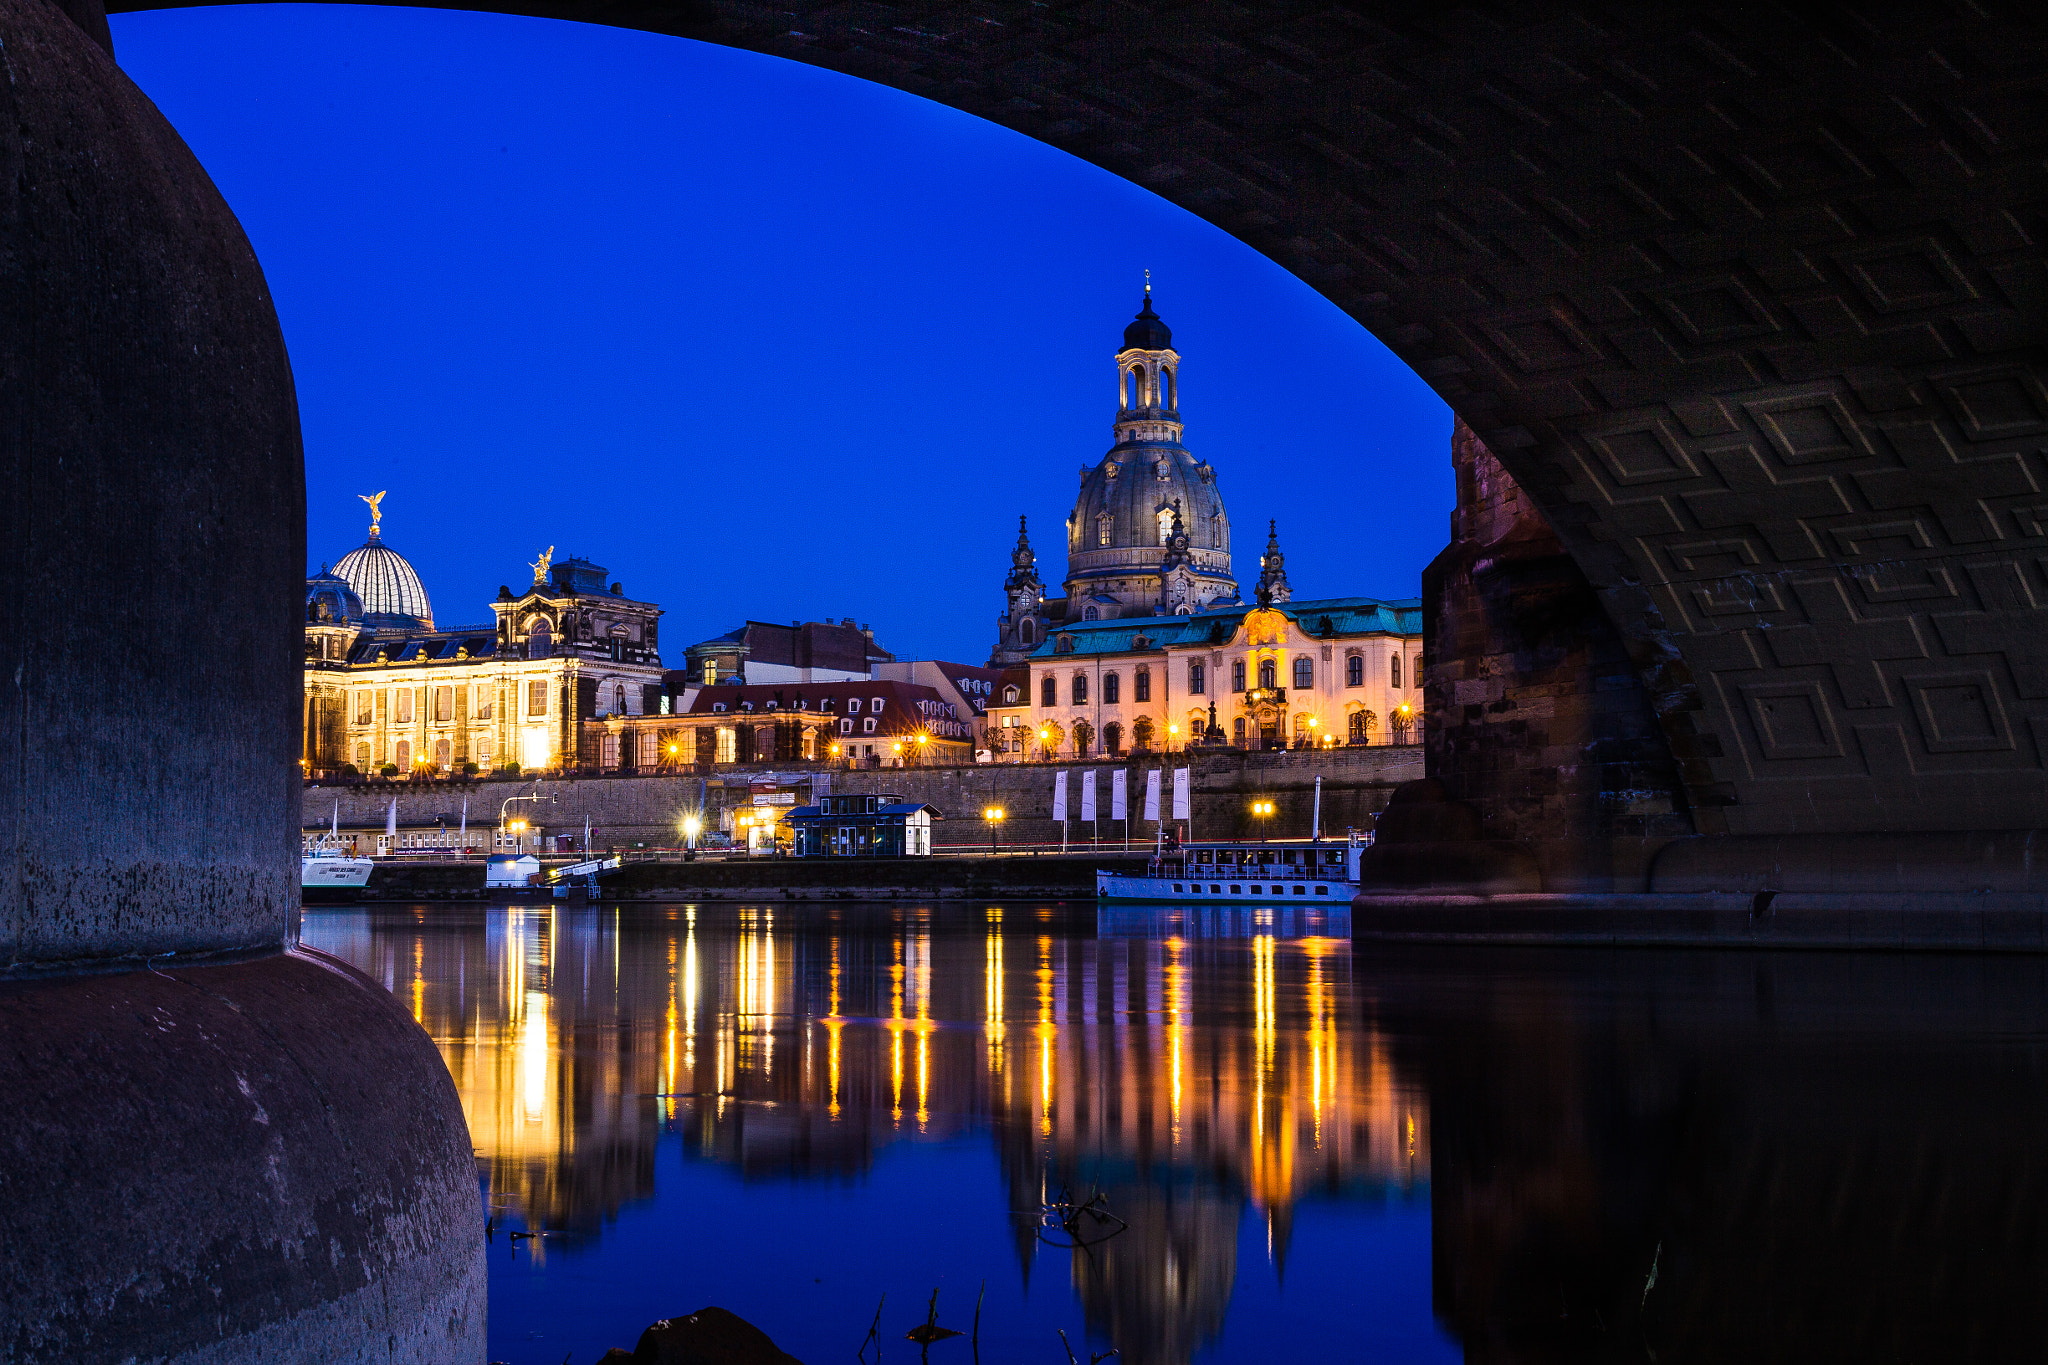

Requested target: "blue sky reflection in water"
[{"left": 302, "top": 904, "right": 1452, "bottom": 1365}]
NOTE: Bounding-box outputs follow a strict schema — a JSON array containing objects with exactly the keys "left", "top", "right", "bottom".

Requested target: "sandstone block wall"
[{"left": 307, "top": 746, "right": 1423, "bottom": 850}]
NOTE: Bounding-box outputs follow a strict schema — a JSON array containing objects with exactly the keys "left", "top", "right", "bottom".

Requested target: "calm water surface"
[{"left": 303, "top": 903, "right": 2048, "bottom": 1365}]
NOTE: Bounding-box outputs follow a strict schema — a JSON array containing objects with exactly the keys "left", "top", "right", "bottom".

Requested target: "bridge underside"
[
  {"left": 382, "top": 0, "right": 2046, "bottom": 887},
  {"left": 124, "top": 0, "right": 2048, "bottom": 885}
]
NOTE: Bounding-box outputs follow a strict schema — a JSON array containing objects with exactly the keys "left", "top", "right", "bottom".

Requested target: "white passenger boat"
[
  {"left": 302, "top": 801, "right": 373, "bottom": 889},
  {"left": 301, "top": 844, "right": 373, "bottom": 889},
  {"left": 1096, "top": 835, "right": 1367, "bottom": 904}
]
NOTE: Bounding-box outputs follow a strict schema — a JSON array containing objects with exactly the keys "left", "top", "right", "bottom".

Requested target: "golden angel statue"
[
  {"left": 529, "top": 545, "right": 554, "bottom": 585},
  {"left": 359, "top": 490, "right": 387, "bottom": 534}
]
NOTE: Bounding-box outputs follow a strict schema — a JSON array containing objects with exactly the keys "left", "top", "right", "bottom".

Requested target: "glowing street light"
[
  {"left": 1168, "top": 722, "right": 1180, "bottom": 752},
  {"left": 681, "top": 813, "right": 701, "bottom": 861},
  {"left": 1250, "top": 799, "right": 1275, "bottom": 844},
  {"left": 983, "top": 805, "right": 1006, "bottom": 856}
]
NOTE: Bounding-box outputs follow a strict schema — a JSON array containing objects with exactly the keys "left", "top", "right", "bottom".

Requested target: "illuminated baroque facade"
[
  {"left": 303, "top": 505, "right": 664, "bottom": 776},
  {"left": 986, "top": 534, "right": 1424, "bottom": 759}
]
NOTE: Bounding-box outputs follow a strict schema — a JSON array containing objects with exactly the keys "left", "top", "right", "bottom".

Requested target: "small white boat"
[
  {"left": 303, "top": 799, "right": 374, "bottom": 890},
  {"left": 1097, "top": 835, "right": 1368, "bottom": 904},
  {"left": 302, "top": 846, "right": 373, "bottom": 889}
]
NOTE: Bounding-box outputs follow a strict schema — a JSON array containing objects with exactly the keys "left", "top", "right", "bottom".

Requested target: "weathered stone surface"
[
  {"left": 1420, "top": 421, "right": 1696, "bottom": 891},
  {"left": 1, "top": 0, "right": 301, "bottom": 972},
  {"left": 0, "top": 949, "right": 485, "bottom": 1362},
  {"left": 633, "top": 1307, "right": 804, "bottom": 1365}
]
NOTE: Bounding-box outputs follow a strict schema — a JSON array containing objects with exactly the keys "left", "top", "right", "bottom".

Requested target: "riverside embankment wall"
[{"left": 305, "top": 745, "right": 1424, "bottom": 848}]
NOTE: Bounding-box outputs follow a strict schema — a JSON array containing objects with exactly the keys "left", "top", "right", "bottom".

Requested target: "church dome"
[
  {"left": 1066, "top": 440, "right": 1234, "bottom": 607},
  {"left": 1122, "top": 295, "right": 1172, "bottom": 351},
  {"left": 305, "top": 566, "right": 364, "bottom": 625},
  {"left": 335, "top": 533, "right": 434, "bottom": 629}
]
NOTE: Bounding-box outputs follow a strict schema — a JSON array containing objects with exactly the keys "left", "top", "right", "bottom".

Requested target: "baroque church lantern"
[
  {"left": 988, "top": 287, "right": 1240, "bottom": 666},
  {"left": 1067, "top": 288, "right": 1236, "bottom": 617}
]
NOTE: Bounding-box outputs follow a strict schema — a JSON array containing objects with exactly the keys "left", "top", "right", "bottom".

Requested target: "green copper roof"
[{"left": 1024, "top": 596, "right": 1421, "bottom": 659}]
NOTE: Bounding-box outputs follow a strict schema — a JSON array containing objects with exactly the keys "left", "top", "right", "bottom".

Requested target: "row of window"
[
  {"left": 353, "top": 681, "right": 550, "bottom": 726},
  {"left": 357, "top": 737, "right": 496, "bottom": 772},
  {"left": 1034, "top": 653, "right": 1412, "bottom": 707},
  {"left": 708, "top": 695, "right": 888, "bottom": 716}
]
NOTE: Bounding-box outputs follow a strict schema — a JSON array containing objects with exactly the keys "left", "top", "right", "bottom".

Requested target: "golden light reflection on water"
[{"left": 311, "top": 902, "right": 1428, "bottom": 1364}]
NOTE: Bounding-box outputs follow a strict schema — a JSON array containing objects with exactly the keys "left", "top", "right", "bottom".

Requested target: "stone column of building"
[{"left": 0, "top": 1, "right": 483, "bottom": 1358}]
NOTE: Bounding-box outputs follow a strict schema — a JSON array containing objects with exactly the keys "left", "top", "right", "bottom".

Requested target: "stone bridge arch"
[
  {"left": 121, "top": 0, "right": 2046, "bottom": 880},
  {"left": 98, "top": 0, "right": 2030, "bottom": 886}
]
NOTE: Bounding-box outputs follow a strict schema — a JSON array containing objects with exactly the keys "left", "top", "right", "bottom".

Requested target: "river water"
[{"left": 303, "top": 902, "right": 2048, "bottom": 1365}]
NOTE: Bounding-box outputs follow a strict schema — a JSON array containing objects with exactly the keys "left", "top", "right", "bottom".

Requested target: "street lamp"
[
  {"left": 1250, "top": 799, "right": 1275, "bottom": 844},
  {"left": 1168, "top": 722, "right": 1179, "bottom": 753},
  {"left": 681, "top": 813, "right": 701, "bottom": 861},
  {"left": 1038, "top": 726, "right": 1052, "bottom": 761},
  {"left": 983, "top": 805, "right": 1006, "bottom": 856}
]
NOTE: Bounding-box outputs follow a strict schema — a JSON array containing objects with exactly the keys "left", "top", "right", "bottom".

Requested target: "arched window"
[
  {"left": 1072, "top": 673, "right": 1088, "bottom": 705},
  {"left": 1233, "top": 717, "right": 1246, "bottom": 745},
  {"left": 1157, "top": 508, "right": 1173, "bottom": 545},
  {"left": 1097, "top": 511, "right": 1113, "bottom": 546},
  {"left": 1346, "top": 654, "right": 1364, "bottom": 687},
  {"left": 527, "top": 619, "right": 552, "bottom": 660},
  {"left": 1083, "top": 606, "right": 1099, "bottom": 621},
  {"left": 1132, "top": 716, "right": 1154, "bottom": 749},
  {"left": 1124, "top": 368, "right": 1138, "bottom": 410},
  {"left": 613, "top": 683, "right": 627, "bottom": 715},
  {"left": 1134, "top": 667, "right": 1151, "bottom": 702},
  {"left": 1002, "top": 684, "right": 1020, "bottom": 704},
  {"left": 394, "top": 740, "right": 411, "bottom": 772},
  {"left": 1293, "top": 657, "right": 1313, "bottom": 689},
  {"left": 1019, "top": 618, "right": 1036, "bottom": 645},
  {"left": 1188, "top": 662, "right": 1206, "bottom": 695},
  {"left": 1258, "top": 658, "right": 1277, "bottom": 690},
  {"left": 1104, "top": 672, "right": 1120, "bottom": 704},
  {"left": 1162, "top": 367, "right": 1175, "bottom": 409},
  {"left": 1073, "top": 720, "right": 1094, "bottom": 757},
  {"left": 1391, "top": 653, "right": 1402, "bottom": 689},
  {"left": 1041, "top": 675, "right": 1057, "bottom": 708},
  {"left": 1103, "top": 721, "right": 1122, "bottom": 754},
  {"left": 1231, "top": 660, "right": 1246, "bottom": 692}
]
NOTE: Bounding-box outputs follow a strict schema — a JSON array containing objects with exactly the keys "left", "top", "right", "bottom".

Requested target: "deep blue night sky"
[{"left": 110, "top": 5, "right": 1452, "bottom": 663}]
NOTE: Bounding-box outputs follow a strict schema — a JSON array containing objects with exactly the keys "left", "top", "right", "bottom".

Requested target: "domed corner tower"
[{"left": 1063, "top": 288, "right": 1237, "bottom": 620}]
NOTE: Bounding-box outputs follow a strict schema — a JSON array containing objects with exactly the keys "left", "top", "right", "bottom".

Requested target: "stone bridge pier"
[{"left": 0, "top": 0, "right": 483, "bottom": 1357}]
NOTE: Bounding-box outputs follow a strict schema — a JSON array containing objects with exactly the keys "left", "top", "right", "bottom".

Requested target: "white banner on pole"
[
  {"left": 1052, "top": 770, "right": 1069, "bottom": 822},
  {"left": 1144, "top": 770, "right": 1162, "bottom": 821},
  {"left": 1081, "top": 769, "right": 1098, "bottom": 822},
  {"left": 1111, "top": 769, "right": 1128, "bottom": 821},
  {"left": 1172, "top": 768, "right": 1192, "bottom": 820}
]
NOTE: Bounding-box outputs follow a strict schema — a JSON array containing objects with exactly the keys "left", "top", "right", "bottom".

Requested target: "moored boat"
[
  {"left": 1096, "top": 835, "right": 1368, "bottom": 903},
  {"left": 301, "top": 846, "right": 373, "bottom": 889}
]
